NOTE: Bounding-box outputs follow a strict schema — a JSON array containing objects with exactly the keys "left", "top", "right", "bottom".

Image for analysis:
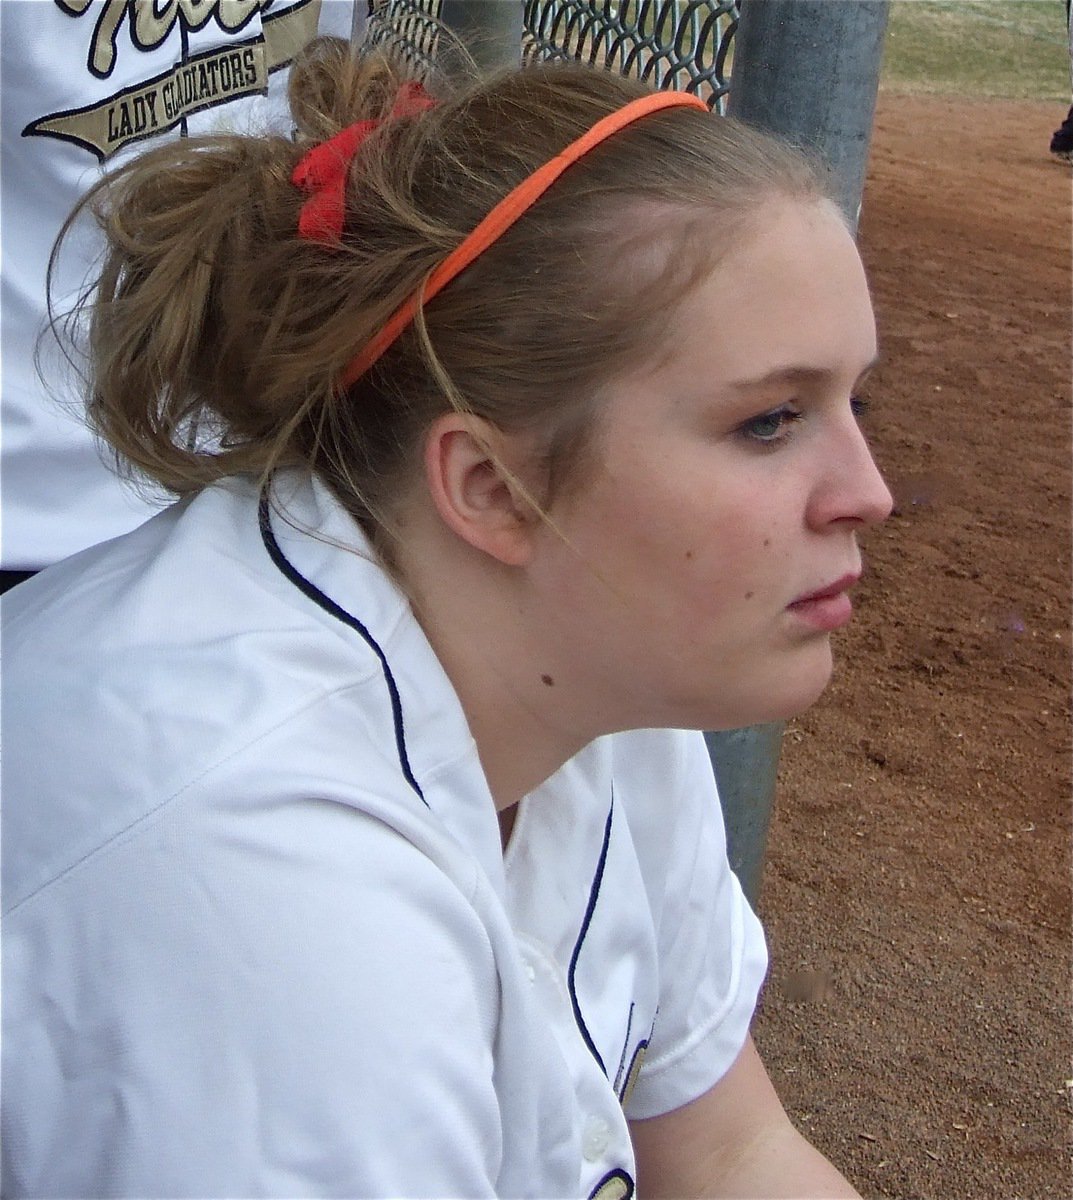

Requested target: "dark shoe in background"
[{"left": 1050, "top": 104, "right": 1073, "bottom": 161}]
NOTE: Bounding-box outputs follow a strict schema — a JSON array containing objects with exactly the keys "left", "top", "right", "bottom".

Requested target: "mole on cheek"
[
  {"left": 541, "top": 674, "right": 555, "bottom": 687},
  {"left": 762, "top": 538, "right": 771, "bottom": 548},
  {"left": 744, "top": 591, "right": 754, "bottom": 600},
  {"left": 684, "top": 550, "right": 695, "bottom": 561}
]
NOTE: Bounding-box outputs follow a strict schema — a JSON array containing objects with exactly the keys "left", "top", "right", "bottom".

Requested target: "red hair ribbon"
[{"left": 292, "top": 81, "right": 437, "bottom": 244}]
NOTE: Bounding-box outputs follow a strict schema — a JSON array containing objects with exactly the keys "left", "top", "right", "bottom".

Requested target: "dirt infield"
[{"left": 751, "top": 93, "right": 1071, "bottom": 1199}]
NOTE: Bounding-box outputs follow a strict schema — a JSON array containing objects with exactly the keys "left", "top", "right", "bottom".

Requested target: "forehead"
[{"left": 636, "top": 198, "right": 876, "bottom": 395}]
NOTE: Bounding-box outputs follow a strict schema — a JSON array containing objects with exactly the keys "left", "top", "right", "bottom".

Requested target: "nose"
[{"left": 807, "top": 419, "right": 894, "bottom": 531}]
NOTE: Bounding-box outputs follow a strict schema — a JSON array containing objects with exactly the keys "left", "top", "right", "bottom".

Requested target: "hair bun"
[{"left": 288, "top": 35, "right": 415, "bottom": 144}]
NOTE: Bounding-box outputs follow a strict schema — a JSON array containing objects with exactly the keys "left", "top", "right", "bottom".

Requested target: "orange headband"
[{"left": 338, "top": 89, "right": 710, "bottom": 389}]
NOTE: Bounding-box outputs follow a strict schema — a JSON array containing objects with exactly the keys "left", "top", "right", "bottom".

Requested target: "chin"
[
  {"left": 656, "top": 641, "right": 836, "bottom": 731},
  {"left": 774, "top": 658, "right": 835, "bottom": 720},
  {"left": 725, "top": 655, "right": 835, "bottom": 729},
  {"left": 682, "top": 681, "right": 831, "bottom": 733}
]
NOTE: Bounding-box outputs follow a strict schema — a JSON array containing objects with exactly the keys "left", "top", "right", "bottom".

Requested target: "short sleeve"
[
  {"left": 3, "top": 798, "right": 505, "bottom": 1198},
  {"left": 623, "top": 731, "right": 768, "bottom": 1119}
]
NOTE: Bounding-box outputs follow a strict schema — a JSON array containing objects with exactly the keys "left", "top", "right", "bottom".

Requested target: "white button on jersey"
[
  {"left": 525, "top": 962, "right": 536, "bottom": 983},
  {"left": 582, "top": 1115, "right": 612, "bottom": 1162}
]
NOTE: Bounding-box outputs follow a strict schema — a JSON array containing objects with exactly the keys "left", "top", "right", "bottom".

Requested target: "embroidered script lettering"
[
  {"left": 57, "top": 0, "right": 264, "bottom": 78},
  {"left": 24, "top": 2, "right": 320, "bottom": 160}
]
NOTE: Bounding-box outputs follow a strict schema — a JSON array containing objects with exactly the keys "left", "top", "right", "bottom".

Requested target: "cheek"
[
  {"left": 674, "top": 500, "right": 787, "bottom": 595},
  {"left": 683, "top": 536, "right": 780, "bottom": 617},
  {"left": 573, "top": 449, "right": 798, "bottom": 599}
]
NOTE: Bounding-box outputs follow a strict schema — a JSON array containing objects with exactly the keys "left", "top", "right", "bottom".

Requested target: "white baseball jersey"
[
  {"left": 0, "top": 0, "right": 356, "bottom": 570},
  {"left": 2, "top": 471, "right": 768, "bottom": 1198}
]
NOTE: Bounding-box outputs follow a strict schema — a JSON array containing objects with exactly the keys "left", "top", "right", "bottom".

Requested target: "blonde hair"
[{"left": 56, "top": 36, "right": 832, "bottom": 561}]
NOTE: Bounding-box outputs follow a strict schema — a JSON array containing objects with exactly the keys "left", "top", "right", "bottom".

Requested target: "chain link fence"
[
  {"left": 526, "top": 1, "right": 739, "bottom": 109},
  {"left": 365, "top": 0, "right": 740, "bottom": 109},
  {"left": 364, "top": 0, "right": 443, "bottom": 77}
]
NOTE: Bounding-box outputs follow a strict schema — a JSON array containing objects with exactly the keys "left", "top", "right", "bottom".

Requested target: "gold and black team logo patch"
[
  {"left": 588, "top": 1167, "right": 635, "bottom": 1200},
  {"left": 23, "top": 0, "right": 322, "bottom": 161},
  {"left": 25, "top": 40, "right": 266, "bottom": 160}
]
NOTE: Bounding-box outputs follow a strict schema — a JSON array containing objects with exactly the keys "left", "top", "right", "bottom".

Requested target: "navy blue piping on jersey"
[
  {"left": 569, "top": 793, "right": 615, "bottom": 1077},
  {"left": 613, "top": 1001, "right": 635, "bottom": 1096},
  {"left": 258, "top": 486, "right": 427, "bottom": 807}
]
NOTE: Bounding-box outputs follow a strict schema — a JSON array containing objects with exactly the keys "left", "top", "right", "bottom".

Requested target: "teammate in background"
[
  {"left": 1050, "top": 0, "right": 1073, "bottom": 160},
  {"left": 3, "top": 36, "right": 892, "bottom": 1199},
  {"left": 0, "top": 0, "right": 357, "bottom": 592}
]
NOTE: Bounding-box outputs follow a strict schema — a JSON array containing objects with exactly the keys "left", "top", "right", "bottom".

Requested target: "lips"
[
  {"left": 790, "top": 573, "right": 861, "bottom": 606},
  {"left": 787, "top": 573, "right": 860, "bottom": 632}
]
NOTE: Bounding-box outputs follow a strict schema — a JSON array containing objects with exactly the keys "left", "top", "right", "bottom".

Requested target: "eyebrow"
[{"left": 728, "top": 355, "right": 881, "bottom": 392}]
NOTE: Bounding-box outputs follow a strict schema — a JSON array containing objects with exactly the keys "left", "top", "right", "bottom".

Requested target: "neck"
[{"left": 397, "top": 528, "right": 603, "bottom": 812}]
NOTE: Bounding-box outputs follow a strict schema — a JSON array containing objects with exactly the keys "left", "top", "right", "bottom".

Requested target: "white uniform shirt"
[
  {"left": 2, "top": 471, "right": 768, "bottom": 1198},
  {"left": 0, "top": 0, "right": 355, "bottom": 569}
]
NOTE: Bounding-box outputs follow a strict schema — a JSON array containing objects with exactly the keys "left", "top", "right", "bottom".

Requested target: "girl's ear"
[{"left": 422, "top": 412, "right": 540, "bottom": 567}]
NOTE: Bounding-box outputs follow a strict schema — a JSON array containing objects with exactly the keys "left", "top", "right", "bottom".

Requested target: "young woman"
[{"left": 2, "top": 37, "right": 892, "bottom": 1199}]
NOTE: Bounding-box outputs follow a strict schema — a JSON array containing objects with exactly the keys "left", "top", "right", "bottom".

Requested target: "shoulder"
[
  {"left": 1, "top": 479, "right": 409, "bottom": 910},
  {"left": 605, "top": 731, "right": 768, "bottom": 1121},
  {"left": 608, "top": 727, "right": 722, "bottom": 873},
  {"left": 610, "top": 727, "right": 712, "bottom": 803}
]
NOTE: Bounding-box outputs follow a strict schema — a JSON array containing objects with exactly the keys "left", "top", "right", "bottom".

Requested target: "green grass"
[{"left": 881, "top": 0, "right": 1070, "bottom": 100}]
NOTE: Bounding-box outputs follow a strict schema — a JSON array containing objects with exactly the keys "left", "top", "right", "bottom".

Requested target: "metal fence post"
[
  {"left": 351, "top": 1, "right": 369, "bottom": 43},
  {"left": 709, "top": 0, "right": 888, "bottom": 906},
  {"left": 704, "top": 724, "right": 784, "bottom": 906},
  {"left": 440, "top": 0, "right": 524, "bottom": 70},
  {"left": 728, "top": 0, "right": 890, "bottom": 229}
]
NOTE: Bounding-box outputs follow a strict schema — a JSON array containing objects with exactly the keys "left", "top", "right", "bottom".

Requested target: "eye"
[
  {"left": 850, "top": 394, "right": 871, "bottom": 420},
  {"left": 737, "top": 404, "right": 803, "bottom": 446}
]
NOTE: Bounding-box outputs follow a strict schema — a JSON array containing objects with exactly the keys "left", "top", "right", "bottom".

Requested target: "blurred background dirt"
[{"left": 751, "top": 92, "right": 1071, "bottom": 1200}]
